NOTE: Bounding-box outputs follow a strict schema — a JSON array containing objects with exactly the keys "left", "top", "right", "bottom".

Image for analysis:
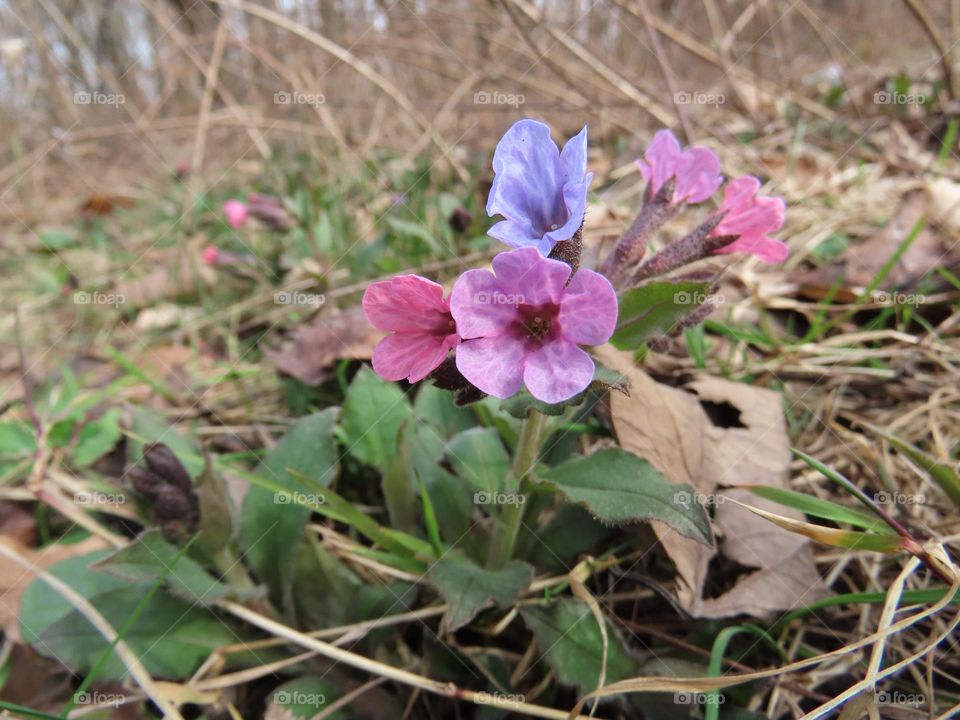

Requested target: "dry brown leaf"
[
  {"left": 265, "top": 305, "right": 381, "bottom": 385},
  {"left": 595, "top": 346, "right": 827, "bottom": 617},
  {"left": 795, "top": 189, "right": 957, "bottom": 301},
  {"left": 0, "top": 535, "right": 107, "bottom": 641}
]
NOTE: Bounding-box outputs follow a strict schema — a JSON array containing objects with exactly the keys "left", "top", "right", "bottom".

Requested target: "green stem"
[{"left": 487, "top": 410, "right": 550, "bottom": 569}]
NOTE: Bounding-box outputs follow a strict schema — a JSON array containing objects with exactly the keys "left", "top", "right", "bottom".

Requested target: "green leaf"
[
  {"left": 414, "top": 383, "right": 475, "bottom": 438},
  {"left": 611, "top": 281, "right": 710, "bottom": 350},
  {"left": 382, "top": 421, "right": 418, "bottom": 533},
  {"left": 444, "top": 427, "right": 510, "bottom": 495},
  {"left": 20, "top": 550, "right": 234, "bottom": 680},
  {"left": 410, "top": 425, "right": 478, "bottom": 557},
  {"left": 72, "top": 409, "right": 122, "bottom": 468},
  {"left": 194, "top": 453, "right": 235, "bottom": 556},
  {"left": 91, "top": 529, "right": 228, "bottom": 606},
  {"left": 501, "top": 361, "right": 629, "bottom": 419},
  {"left": 385, "top": 216, "right": 444, "bottom": 254},
  {"left": 521, "top": 598, "right": 638, "bottom": 693},
  {"left": 341, "top": 366, "right": 414, "bottom": 471},
  {"left": 871, "top": 430, "right": 960, "bottom": 509},
  {"left": 39, "top": 229, "right": 78, "bottom": 250},
  {"left": 0, "top": 421, "right": 36, "bottom": 459},
  {"left": 240, "top": 409, "right": 338, "bottom": 609},
  {"left": 429, "top": 553, "right": 533, "bottom": 631},
  {"left": 537, "top": 449, "right": 712, "bottom": 544},
  {"left": 740, "top": 485, "right": 891, "bottom": 532}
]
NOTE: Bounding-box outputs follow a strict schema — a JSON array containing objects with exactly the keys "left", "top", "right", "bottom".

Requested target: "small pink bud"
[
  {"left": 223, "top": 199, "right": 249, "bottom": 229},
  {"left": 201, "top": 245, "right": 220, "bottom": 265}
]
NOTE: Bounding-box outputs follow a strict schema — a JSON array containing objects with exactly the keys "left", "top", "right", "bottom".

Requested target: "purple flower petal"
[
  {"left": 456, "top": 335, "right": 526, "bottom": 399},
  {"left": 523, "top": 340, "right": 595, "bottom": 403},
  {"left": 448, "top": 268, "right": 516, "bottom": 338},
  {"left": 558, "top": 269, "right": 618, "bottom": 345},
  {"left": 489, "top": 246, "right": 570, "bottom": 305},
  {"left": 637, "top": 129, "right": 722, "bottom": 204},
  {"left": 486, "top": 119, "right": 592, "bottom": 254}
]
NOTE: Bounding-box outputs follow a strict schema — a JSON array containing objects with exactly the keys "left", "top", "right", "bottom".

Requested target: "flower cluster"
[{"left": 362, "top": 120, "right": 787, "bottom": 404}]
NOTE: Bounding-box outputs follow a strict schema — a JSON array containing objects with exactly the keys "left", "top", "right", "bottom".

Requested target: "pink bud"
[
  {"left": 201, "top": 245, "right": 220, "bottom": 265},
  {"left": 223, "top": 199, "right": 249, "bottom": 229}
]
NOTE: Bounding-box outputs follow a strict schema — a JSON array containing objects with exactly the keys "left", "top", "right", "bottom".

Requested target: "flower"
[
  {"left": 636, "top": 129, "right": 722, "bottom": 204},
  {"left": 486, "top": 119, "right": 593, "bottom": 255},
  {"left": 201, "top": 245, "right": 220, "bottom": 265},
  {"left": 711, "top": 177, "right": 788, "bottom": 263},
  {"left": 363, "top": 275, "right": 460, "bottom": 383},
  {"left": 450, "top": 247, "right": 617, "bottom": 404},
  {"left": 223, "top": 199, "right": 249, "bottom": 228}
]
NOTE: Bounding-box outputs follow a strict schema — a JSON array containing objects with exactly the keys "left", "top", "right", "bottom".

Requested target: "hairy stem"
[{"left": 486, "top": 410, "right": 550, "bottom": 569}]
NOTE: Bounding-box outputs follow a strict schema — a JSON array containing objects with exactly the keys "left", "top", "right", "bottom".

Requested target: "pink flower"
[
  {"left": 450, "top": 248, "right": 617, "bottom": 404},
  {"left": 363, "top": 275, "right": 460, "bottom": 383},
  {"left": 711, "top": 177, "right": 788, "bottom": 263},
  {"left": 223, "top": 199, "right": 249, "bottom": 229},
  {"left": 637, "top": 129, "right": 722, "bottom": 204},
  {"left": 201, "top": 245, "right": 220, "bottom": 265}
]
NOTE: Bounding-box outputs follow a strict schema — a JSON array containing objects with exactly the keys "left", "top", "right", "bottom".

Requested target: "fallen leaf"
[
  {"left": 795, "top": 190, "right": 957, "bottom": 300},
  {"left": 595, "top": 346, "right": 827, "bottom": 617},
  {"left": 0, "top": 535, "right": 107, "bottom": 641},
  {"left": 265, "top": 305, "right": 381, "bottom": 385}
]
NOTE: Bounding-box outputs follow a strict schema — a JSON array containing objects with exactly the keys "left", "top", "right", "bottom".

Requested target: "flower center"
[{"left": 513, "top": 302, "right": 560, "bottom": 343}]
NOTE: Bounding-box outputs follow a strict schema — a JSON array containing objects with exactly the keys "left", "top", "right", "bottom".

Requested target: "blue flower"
[{"left": 486, "top": 119, "right": 593, "bottom": 255}]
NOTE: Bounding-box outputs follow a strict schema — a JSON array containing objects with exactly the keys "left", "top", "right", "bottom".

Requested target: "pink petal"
[
  {"left": 715, "top": 236, "right": 789, "bottom": 264},
  {"left": 712, "top": 176, "right": 788, "bottom": 263},
  {"left": 455, "top": 335, "right": 526, "bottom": 399},
  {"left": 449, "top": 268, "right": 517, "bottom": 339},
  {"left": 558, "top": 269, "right": 618, "bottom": 345},
  {"left": 490, "top": 247, "right": 570, "bottom": 304},
  {"left": 675, "top": 146, "right": 722, "bottom": 203},
  {"left": 363, "top": 275, "right": 451, "bottom": 333},
  {"left": 201, "top": 245, "right": 220, "bottom": 265},
  {"left": 223, "top": 199, "right": 249, "bottom": 228},
  {"left": 523, "top": 340, "right": 595, "bottom": 404},
  {"left": 372, "top": 332, "right": 455, "bottom": 383},
  {"left": 637, "top": 130, "right": 682, "bottom": 196}
]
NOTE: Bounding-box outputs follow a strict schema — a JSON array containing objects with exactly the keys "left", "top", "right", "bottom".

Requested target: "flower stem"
[{"left": 487, "top": 410, "right": 550, "bottom": 569}]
